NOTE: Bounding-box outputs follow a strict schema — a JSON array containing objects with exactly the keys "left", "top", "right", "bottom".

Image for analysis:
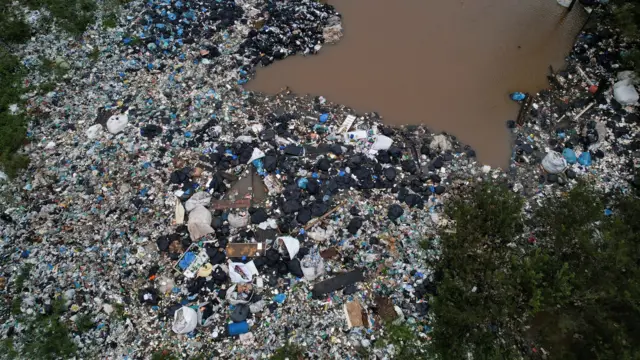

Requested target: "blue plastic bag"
[
  {"left": 178, "top": 251, "right": 196, "bottom": 270},
  {"left": 578, "top": 152, "right": 592, "bottom": 166},
  {"left": 562, "top": 148, "right": 577, "bottom": 164},
  {"left": 510, "top": 92, "right": 526, "bottom": 101}
]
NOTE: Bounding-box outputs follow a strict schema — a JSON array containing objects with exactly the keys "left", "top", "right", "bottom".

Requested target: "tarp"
[{"left": 311, "top": 269, "right": 364, "bottom": 299}]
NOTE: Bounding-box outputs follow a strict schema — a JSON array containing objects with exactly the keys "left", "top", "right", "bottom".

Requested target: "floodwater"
[{"left": 245, "top": 0, "right": 586, "bottom": 168}]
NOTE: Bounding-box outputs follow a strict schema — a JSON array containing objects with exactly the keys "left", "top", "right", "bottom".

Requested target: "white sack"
[
  {"left": 106, "top": 113, "right": 128, "bottom": 134},
  {"left": 541, "top": 151, "right": 568, "bottom": 174},
  {"left": 172, "top": 306, "right": 198, "bottom": 334},
  {"left": 187, "top": 205, "right": 214, "bottom": 241},
  {"left": 184, "top": 192, "right": 212, "bottom": 212}
]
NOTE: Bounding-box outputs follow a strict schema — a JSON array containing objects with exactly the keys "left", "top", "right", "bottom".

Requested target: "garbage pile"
[
  {"left": 505, "top": 12, "right": 640, "bottom": 198},
  {"left": 0, "top": 1, "right": 638, "bottom": 359}
]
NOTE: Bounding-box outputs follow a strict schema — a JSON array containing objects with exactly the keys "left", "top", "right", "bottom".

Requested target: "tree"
[{"left": 430, "top": 182, "right": 640, "bottom": 359}]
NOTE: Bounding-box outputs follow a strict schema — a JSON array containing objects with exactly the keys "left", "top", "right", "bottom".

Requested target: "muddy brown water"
[{"left": 245, "top": 0, "right": 586, "bottom": 168}]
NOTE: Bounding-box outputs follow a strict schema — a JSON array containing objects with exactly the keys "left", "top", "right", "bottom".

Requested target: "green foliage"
[
  {"left": 614, "top": 0, "right": 640, "bottom": 73},
  {"left": 103, "top": 13, "right": 117, "bottom": 28},
  {"left": 11, "top": 297, "right": 22, "bottom": 315},
  {"left": 0, "top": 50, "right": 29, "bottom": 178},
  {"left": 431, "top": 182, "right": 640, "bottom": 359},
  {"left": 89, "top": 46, "right": 100, "bottom": 61},
  {"left": 23, "top": 0, "right": 97, "bottom": 35},
  {"left": 0, "top": 338, "right": 19, "bottom": 359},
  {"left": 110, "top": 302, "right": 126, "bottom": 320},
  {"left": 431, "top": 182, "right": 525, "bottom": 359},
  {"left": 0, "top": 0, "right": 32, "bottom": 43},
  {"left": 74, "top": 313, "right": 94, "bottom": 333},
  {"left": 376, "top": 323, "right": 428, "bottom": 359},
  {"left": 13, "top": 264, "right": 33, "bottom": 291},
  {"left": 270, "top": 343, "right": 305, "bottom": 360},
  {"left": 21, "top": 299, "right": 77, "bottom": 360},
  {"left": 151, "top": 349, "right": 179, "bottom": 360}
]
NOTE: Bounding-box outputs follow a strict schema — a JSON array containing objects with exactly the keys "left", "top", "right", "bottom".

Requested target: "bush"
[
  {"left": 430, "top": 182, "right": 640, "bottom": 359},
  {"left": 271, "top": 343, "right": 305, "bottom": 360},
  {"left": 21, "top": 299, "right": 77, "bottom": 360},
  {"left": 23, "top": 0, "right": 97, "bottom": 34}
]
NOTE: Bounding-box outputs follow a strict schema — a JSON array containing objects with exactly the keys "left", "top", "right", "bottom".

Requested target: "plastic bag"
[
  {"left": 106, "top": 113, "right": 128, "bottom": 134},
  {"left": 187, "top": 206, "right": 214, "bottom": 241},
  {"left": 228, "top": 212, "right": 249, "bottom": 228},
  {"left": 301, "top": 252, "right": 325, "bottom": 281},
  {"left": 542, "top": 151, "right": 568, "bottom": 174},
  {"left": 225, "top": 284, "right": 254, "bottom": 305},
  {"left": 172, "top": 306, "right": 197, "bottom": 334},
  {"left": 184, "top": 192, "right": 212, "bottom": 212},
  {"left": 228, "top": 260, "right": 258, "bottom": 283},
  {"left": 275, "top": 236, "right": 300, "bottom": 259}
]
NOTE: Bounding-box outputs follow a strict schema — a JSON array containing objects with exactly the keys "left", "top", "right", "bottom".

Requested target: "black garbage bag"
[
  {"left": 138, "top": 288, "right": 159, "bottom": 305},
  {"left": 284, "top": 145, "right": 304, "bottom": 156},
  {"left": 383, "top": 167, "right": 396, "bottom": 181},
  {"left": 140, "top": 124, "right": 163, "bottom": 139},
  {"left": 311, "top": 202, "right": 328, "bottom": 217},
  {"left": 397, "top": 187, "right": 408, "bottom": 202},
  {"left": 297, "top": 207, "right": 312, "bottom": 224},
  {"left": 206, "top": 247, "right": 226, "bottom": 265},
  {"left": 388, "top": 204, "right": 404, "bottom": 221},
  {"left": 317, "top": 158, "right": 330, "bottom": 171},
  {"left": 404, "top": 194, "right": 424, "bottom": 209},
  {"left": 287, "top": 259, "right": 304, "bottom": 278},
  {"left": 347, "top": 217, "right": 363, "bottom": 235},
  {"left": 170, "top": 168, "right": 191, "bottom": 184},
  {"left": 263, "top": 155, "right": 277, "bottom": 172},
  {"left": 239, "top": 147, "right": 253, "bottom": 164},
  {"left": 265, "top": 248, "right": 280, "bottom": 267},
  {"left": 251, "top": 208, "right": 268, "bottom": 224},
  {"left": 306, "top": 178, "right": 320, "bottom": 195},
  {"left": 211, "top": 266, "right": 227, "bottom": 285},
  {"left": 311, "top": 269, "right": 364, "bottom": 299},
  {"left": 231, "top": 304, "right": 250, "bottom": 322},
  {"left": 283, "top": 199, "right": 302, "bottom": 214},
  {"left": 388, "top": 146, "right": 402, "bottom": 158},
  {"left": 401, "top": 160, "right": 417, "bottom": 174},
  {"left": 156, "top": 236, "right": 170, "bottom": 252},
  {"left": 432, "top": 157, "right": 444, "bottom": 169},
  {"left": 329, "top": 144, "right": 343, "bottom": 155},
  {"left": 377, "top": 151, "right": 391, "bottom": 164},
  {"left": 435, "top": 185, "right": 446, "bottom": 195}
]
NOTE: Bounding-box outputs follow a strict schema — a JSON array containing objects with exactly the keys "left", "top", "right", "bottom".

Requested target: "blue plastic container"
[{"left": 228, "top": 321, "right": 249, "bottom": 336}]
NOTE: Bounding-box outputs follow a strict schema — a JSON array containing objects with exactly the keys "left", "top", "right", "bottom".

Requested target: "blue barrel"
[{"left": 227, "top": 321, "right": 249, "bottom": 336}]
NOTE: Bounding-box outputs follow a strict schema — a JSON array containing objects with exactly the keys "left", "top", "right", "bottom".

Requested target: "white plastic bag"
[
  {"left": 228, "top": 261, "right": 258, "bottom": 283},
  {"left": 613, "top": 79, "right": 639, "bottom": 105},
  {"left": 370, "top": 135, "right": 393, "bottom": 151},
  {"left": 184, "top": 192, "right": 212, "bottom": 212},
  {"left": 307, "top": 226, "right": 334, "bottom": 242},
  {"left": 225, "top": 284, "right": 254, "bottom": 305},
  {"left": 276, "top": 236, "right": 300, "bottom": 259},
  {"left": 197, "top": 302, "right": 220, "bottom": 327},
  {"left": 172, "top": 306, "right": 197, "bottom": 334},
  {"left": 228, "top": 212, "right": 249, "bottom": 228},
  {"left": 301, "top": 253, "right": 325, "bottom": 281},
  {"left": 85, "top": 124, "right": 103, "bottom": 139},
  {"left": 106, "top": 113, "right": 128, "bottom": 134},
  {"left": 187, "top": 205, "right": 214, "bottom": 241},
  {"left": 541, "top": 151, "right": 568, "bottom": 174},
  {"left": 247, "top": 148, "right": 265, "bottom": 164}
]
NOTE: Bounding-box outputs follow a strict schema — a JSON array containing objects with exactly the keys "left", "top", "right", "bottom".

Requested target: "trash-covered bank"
[{"left": 1, "top": 0, "right": 639, "bottom": 359}]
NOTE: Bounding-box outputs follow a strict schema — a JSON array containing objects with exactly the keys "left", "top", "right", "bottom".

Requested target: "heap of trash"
[{"left": 0, "top": 1, "right": 638, "bottom": 359}]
